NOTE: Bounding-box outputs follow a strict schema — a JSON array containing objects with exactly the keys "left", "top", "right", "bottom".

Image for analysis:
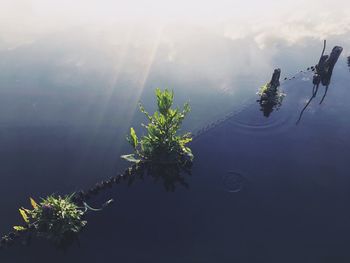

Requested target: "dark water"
[{"left": 1, "top": 27, "right": 350, "bottom": 262}]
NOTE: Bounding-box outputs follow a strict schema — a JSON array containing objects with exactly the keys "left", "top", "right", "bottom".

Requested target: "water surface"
[{"left": 1, "top": 18, "right": 350, "bottom": 263}]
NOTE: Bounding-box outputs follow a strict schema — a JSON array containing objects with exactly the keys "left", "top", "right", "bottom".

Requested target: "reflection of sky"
[
  {"left": 1, "top": 3, "right": 350, "bottom": 260},
  {"left": 0, "top": 0, "right": 350, "bottom": 135},
  {"left": 1, "top": 0, "right": 350, "bottom": 133},
  {"left": 1, "top": 0, "right": 350, "bottom": 44}
]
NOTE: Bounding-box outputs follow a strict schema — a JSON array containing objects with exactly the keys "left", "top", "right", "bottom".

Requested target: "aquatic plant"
[
  {"left": 1, "top": 89, "right": 193, "bottom": 251},
  {"left": 0, "top": 192, "right": 113, "bottom": 250},
  {"left": 122, "top": 88, "right": 193, "bottom": 166},
  {"left": 258, "top": 83, "right": 285, "bottom": 107},
  {"left": 257, "top": 69, "right": 285, "bottom": 117},
  {"left": 13, "top": 195, "right": 87, "bottom": 248},
  {"left": 120, "top": 89, "right": 193, "bottom": 191}
]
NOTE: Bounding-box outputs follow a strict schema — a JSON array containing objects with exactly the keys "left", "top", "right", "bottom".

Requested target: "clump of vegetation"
[
  {"left": 257, "top": 69, "right": 285, "bottom": 117},
  {"left": 121, "top": 88, "right": 193, "bottom": 191},
  {"left": 122, "top": 88, "right": 193, "bottom": 166},
  {"left": 258, "top": 82, "right": 285, "bottom": 104},
  {"left": 257, "top": 83, "right": 285, "bottom": 117},
  {"left": 15, "top": 195, "right": 87, "bottom": 248}
]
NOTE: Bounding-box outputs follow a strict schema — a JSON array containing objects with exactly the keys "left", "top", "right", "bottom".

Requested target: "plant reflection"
[
  {"left": 127, "top": 161, "right": 192, "bottom": 192},
  {"left": 297, "top": 41, "right": 343, "bottom": 124},
  {"left": 257, "top": 68, "right": 285, "bottom": 117}
]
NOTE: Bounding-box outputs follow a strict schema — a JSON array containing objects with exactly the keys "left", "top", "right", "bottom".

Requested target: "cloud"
[
  {"left": 1, "top": 0, "right": 350, "bottom": 54},
  {"left": 222, "top": 0, "right": 350, "bottom": 48}
]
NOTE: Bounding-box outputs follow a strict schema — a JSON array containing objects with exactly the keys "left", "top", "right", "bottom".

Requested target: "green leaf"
[
  {"left": 128, "top": 127, "right": 138, "bottom": 149},
  {"left": 13, "top": 226, "right": 26, "bottom": 231},
  {"left": 19, "top": 208, "right": 29, "bottom": 223},
  {"left": 30, "top": 197, "right": 38, "bottom": 209},
  {"left": 139, "top": 103, "right": 152, "bottom": 121},
  {"left": 156, "top": 88, "right": 174, "bottom": 115},
  {"left": 121, "top": 154, "right": 141, "bottom": 163},
  {"left": 259, "top": 83, "right": 270, "bottom": 95}
]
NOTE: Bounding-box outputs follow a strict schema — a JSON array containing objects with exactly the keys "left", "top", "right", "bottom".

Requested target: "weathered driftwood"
[
  {"left": 297, "top": 41, "right": 343, "bottom": 124},
  {"left": 269, "top": 68, "right": 281, "bottom": 89},
  {"left": 314, "top": 40, "right": 343, "bottom": 86}
]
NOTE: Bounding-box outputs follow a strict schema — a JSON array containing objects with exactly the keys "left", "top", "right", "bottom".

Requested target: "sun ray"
[
  {"left": 70, "top": 25, "right": 164, "bottom": 178},
  {"left": 114, "top": 25, "right": 164, "bottom": 146}
]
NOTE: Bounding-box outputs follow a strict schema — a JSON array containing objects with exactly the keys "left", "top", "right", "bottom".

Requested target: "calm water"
[{"left": 1, "top": 24, "right": 350, "bottom": 262}]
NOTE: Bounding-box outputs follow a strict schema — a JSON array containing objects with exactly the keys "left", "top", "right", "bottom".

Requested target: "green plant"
[
  {"left": 258, "top": 83, "right": 270, "bottom": 96},
  {"left": 15, "top": 195, "right": 87, "bottom": 248},
  {"left": 257, "top": 82, "right": 285, "bottom": 117},
  {"left": 121, "top": 88, "right": 193, "bottom": 165}
]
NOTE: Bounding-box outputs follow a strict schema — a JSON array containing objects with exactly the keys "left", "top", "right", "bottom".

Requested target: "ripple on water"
[
  {"left": 226, "top": 77, "right": 307, "bottom": 136},
  {"left": 229, "top": 105, "right": 295, "bottom": 136},
  {"left": 222, "top": 171, "right": 245, "bottom": 193},
  {"left": 193, "top": 71, "right": 311, "bottom": 140}
]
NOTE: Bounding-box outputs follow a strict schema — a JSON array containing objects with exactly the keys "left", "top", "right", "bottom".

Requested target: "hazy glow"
[
  {"left": 1, "top": 0, "right": 349, "bottom": 136},
  {"left": 1, "top": 0, "right": 350, "bottom": 26},
  {"left": 1, "top": 0, "right": 350, "bottom": 95},
  {"left": 1, "top": 0, "right": 350, "bottom": 50}
]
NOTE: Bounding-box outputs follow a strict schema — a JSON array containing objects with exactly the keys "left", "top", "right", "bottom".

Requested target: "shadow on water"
[{"left": 296, "top": 41, "right": 343, "bottom": 124}]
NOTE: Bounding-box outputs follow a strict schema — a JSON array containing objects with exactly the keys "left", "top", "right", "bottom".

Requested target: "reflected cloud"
[
  {"left": 1, "top": 1, "right": 350, "bottom": 140},
  {"left": 1, "top": 0, "right": 350, "bottom": 50}
]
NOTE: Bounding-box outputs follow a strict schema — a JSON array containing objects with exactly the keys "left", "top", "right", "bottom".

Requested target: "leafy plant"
[
  {"left": 15, "top": 195, "right": 87, "bottom": 248},
  {"left": 121, "top": 88, "right": 193, "bottom": 166}
]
